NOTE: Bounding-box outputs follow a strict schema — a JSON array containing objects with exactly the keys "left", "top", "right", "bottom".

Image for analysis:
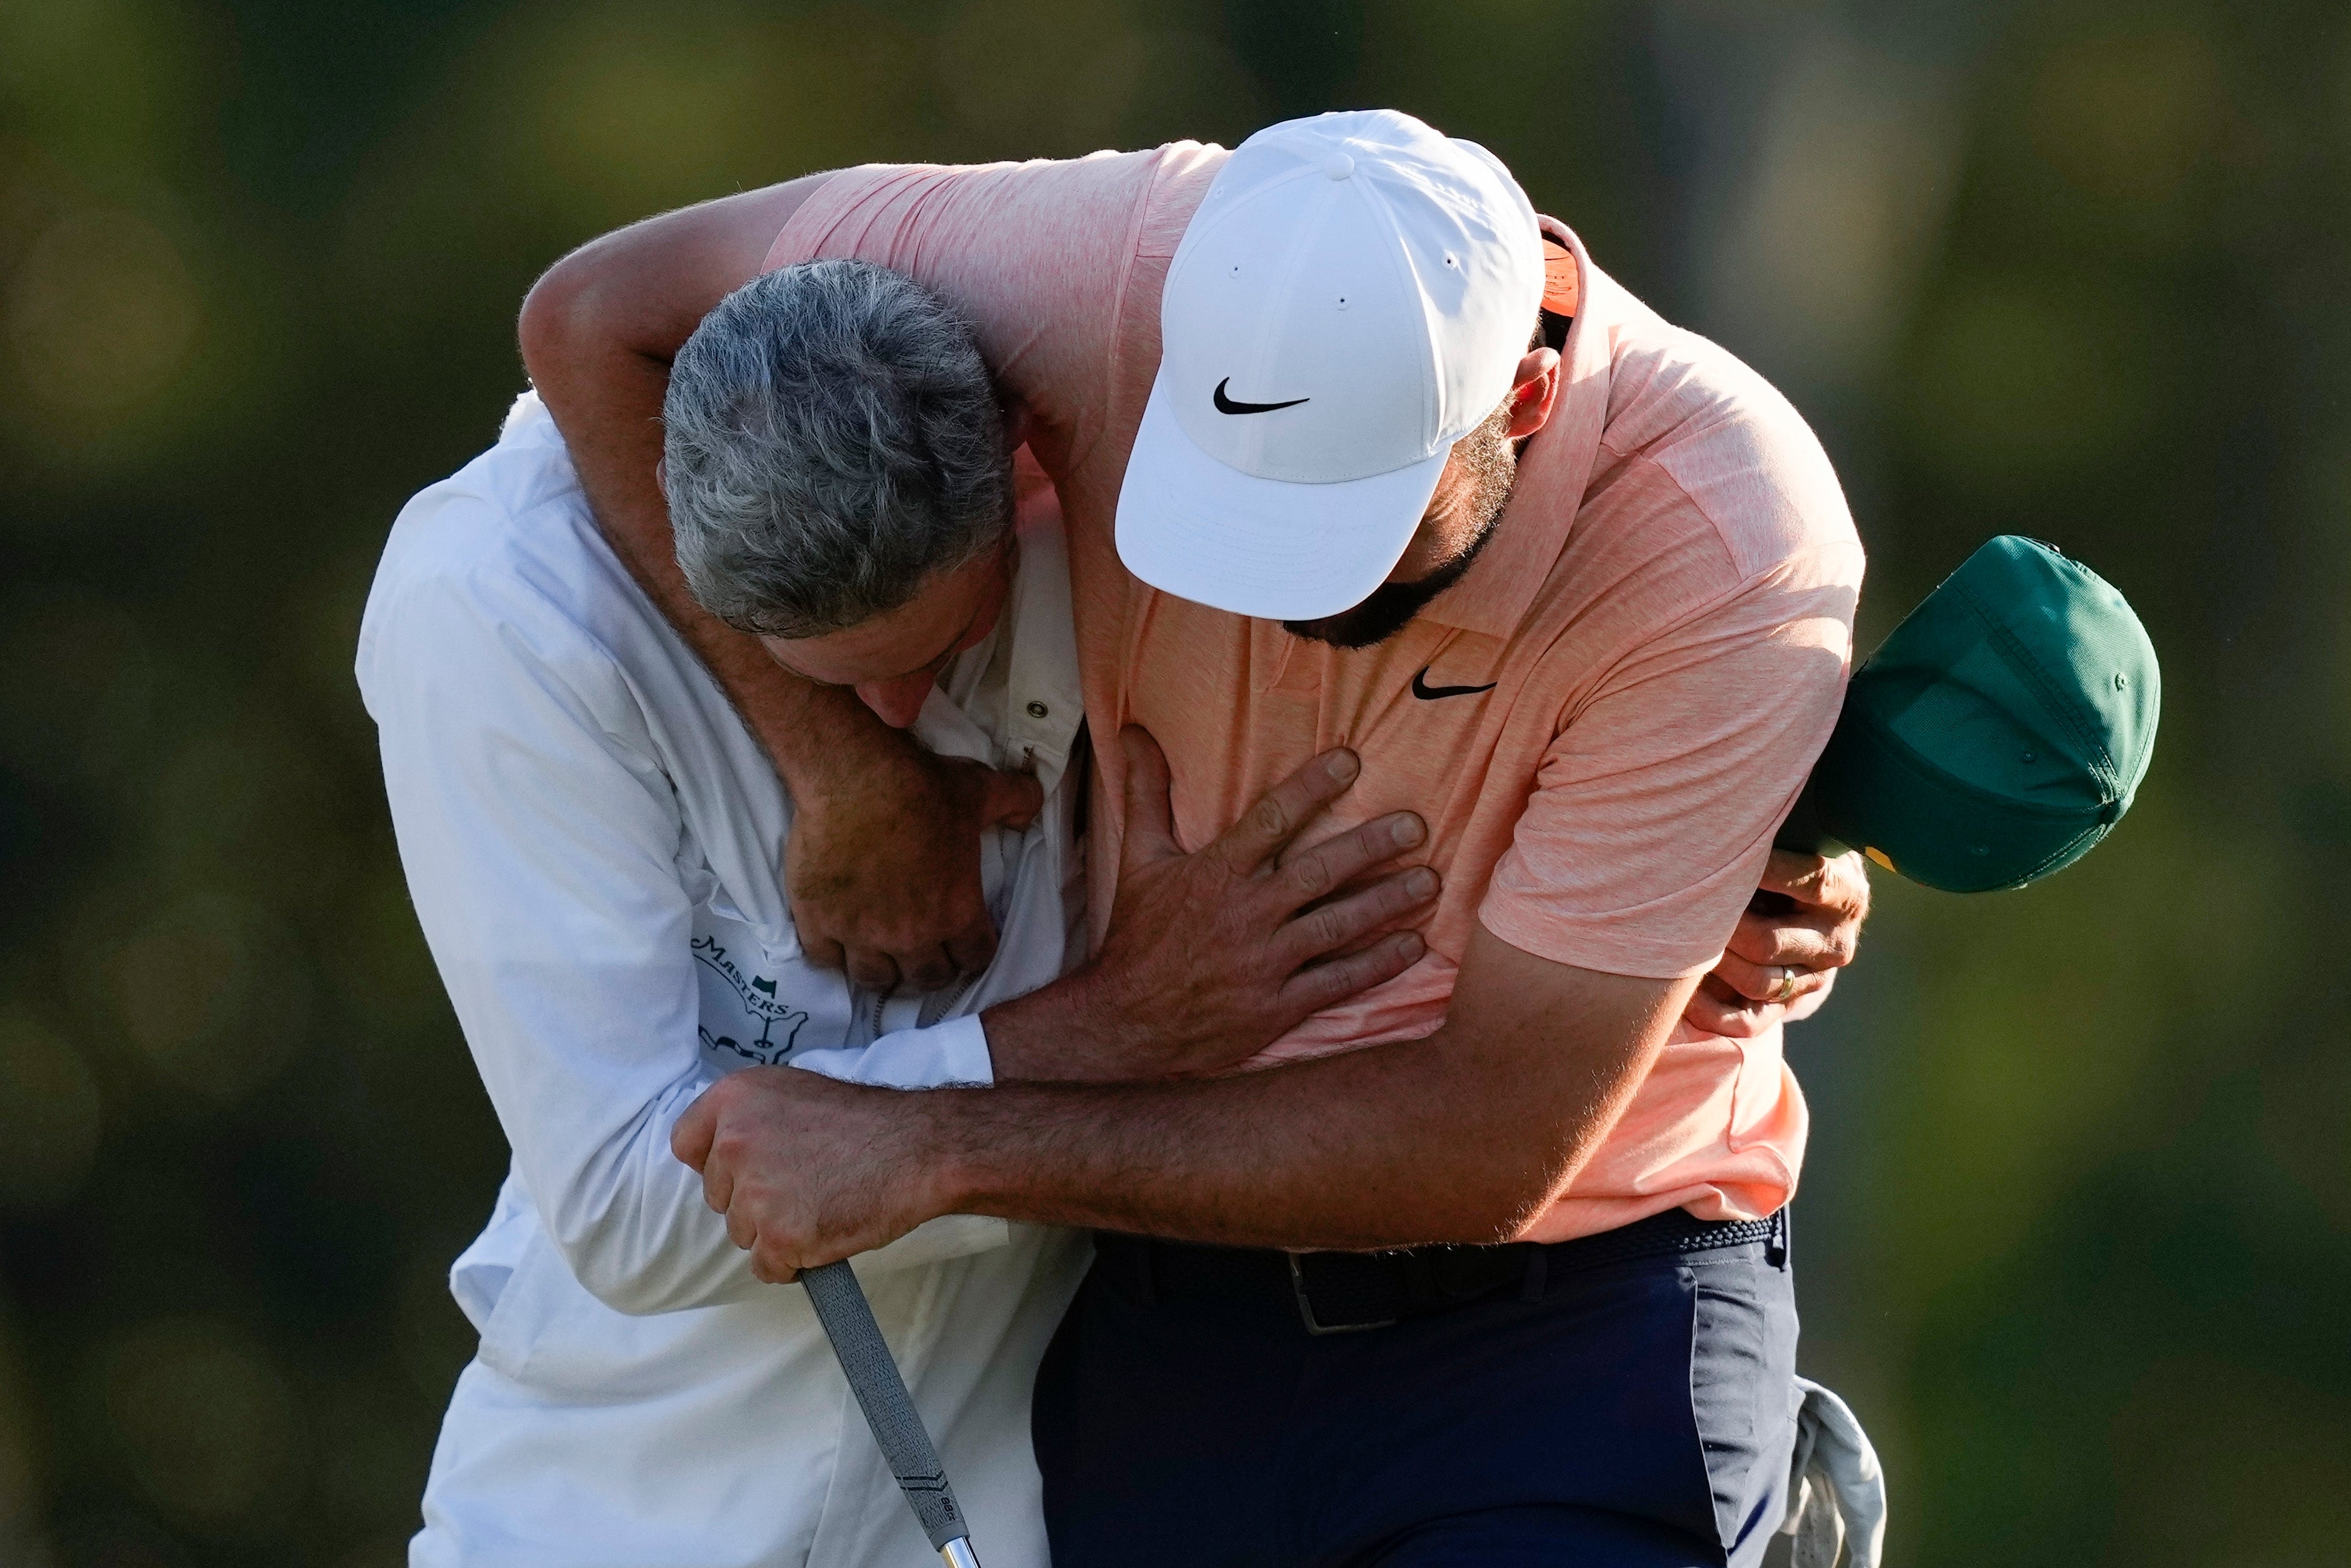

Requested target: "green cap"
[{"left": 1778, "top": 535, "right": 2160, "bottom": 892}]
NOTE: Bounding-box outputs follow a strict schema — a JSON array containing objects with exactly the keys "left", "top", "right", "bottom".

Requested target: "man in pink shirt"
[{"left": 529, "top": 111, "right": 1869, "bottom": 1565}]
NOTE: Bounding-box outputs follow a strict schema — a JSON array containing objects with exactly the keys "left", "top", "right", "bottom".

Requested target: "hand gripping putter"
[{"left": 800, "top": 1260, "right": 985, "bottom": 1567}]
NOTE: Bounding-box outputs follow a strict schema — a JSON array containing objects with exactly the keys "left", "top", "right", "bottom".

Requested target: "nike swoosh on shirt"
[
  {"left": 1213, "top": 378, "right": 1310, "bottom": 415},
  {"left": 1411, "top": 667, "right": 1498, "bottom": 701}
]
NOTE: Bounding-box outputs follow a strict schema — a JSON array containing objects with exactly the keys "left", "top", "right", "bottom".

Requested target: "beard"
[{"left": 1282, "top": 403, "right": 1520, "bottom": 650}]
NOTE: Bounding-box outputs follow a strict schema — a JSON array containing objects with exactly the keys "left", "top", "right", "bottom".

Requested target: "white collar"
[{"left": 911, "top": 509, "right": 1084, "bottom": 798}]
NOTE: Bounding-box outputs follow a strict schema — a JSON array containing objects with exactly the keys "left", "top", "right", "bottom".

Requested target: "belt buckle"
[{"left": 1287, "top": 1253, "right": 1395, "bottom": 1336}]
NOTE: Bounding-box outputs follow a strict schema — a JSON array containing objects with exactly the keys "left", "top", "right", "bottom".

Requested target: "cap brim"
[{"left": 1115, "top": 368, "right": 1445, "bottom": 621}]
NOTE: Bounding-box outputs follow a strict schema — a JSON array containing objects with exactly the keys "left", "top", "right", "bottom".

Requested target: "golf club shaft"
[{"left": 799, "top": 1259, "right": 980, "bottom": 1567}]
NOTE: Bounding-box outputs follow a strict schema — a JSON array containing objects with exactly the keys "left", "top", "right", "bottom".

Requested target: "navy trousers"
[{"left": 1031, "top": 1221, "right": 1799, "bottom": 1567}]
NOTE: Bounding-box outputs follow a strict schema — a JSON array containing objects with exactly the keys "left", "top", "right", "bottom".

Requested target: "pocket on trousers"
[{"left": 1685, "top": 1254, "right": 1796, "bottom": 1561}]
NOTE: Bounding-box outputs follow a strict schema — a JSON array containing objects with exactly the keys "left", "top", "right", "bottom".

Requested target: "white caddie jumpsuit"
[{"left": 359, "top": 392, "right": 1091, "bottom": 1568}]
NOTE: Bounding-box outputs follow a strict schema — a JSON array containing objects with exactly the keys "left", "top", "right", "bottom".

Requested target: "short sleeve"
[
  {"left": 1479, "top": 568, "right": 1854, "bottom": 980},
  {"left": 763, "top": 152, "right": 1171, "bottom": 458}
]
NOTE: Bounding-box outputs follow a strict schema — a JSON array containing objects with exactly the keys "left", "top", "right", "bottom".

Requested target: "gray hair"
[{"left": 661, "top": 260, "right": 1012, "bottom": 638}]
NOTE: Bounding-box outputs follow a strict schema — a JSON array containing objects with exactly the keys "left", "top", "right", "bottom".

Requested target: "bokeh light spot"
[
  {"left": 532, "top": 6, "right": 765, "bottom": 216},
  {"left": 95, "top": 1318, "right": 302, "bottom": 1532},
  {"left": 2028, "top": 31, "right": 2220, "bottom": 210},
  {"left": 104, "top": 893, "right": 309, "bottom": 1104},
  {"left": 932, "top": 3, "right": 1267, "bottom": 157},
  {"left": 938, "top": 0, "right": 1146, "bottom": 153},
  {"left": 5, "top": 207, "right": 199, "bottom": 423}
]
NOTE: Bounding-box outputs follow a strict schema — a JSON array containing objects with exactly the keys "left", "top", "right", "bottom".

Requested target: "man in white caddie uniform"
[
  {"left": 361, "top": 257, "right": 1429, "bottom": 1568},
  {"left": 358, "top": 379, "right": 1090, "bottom": 1565}
]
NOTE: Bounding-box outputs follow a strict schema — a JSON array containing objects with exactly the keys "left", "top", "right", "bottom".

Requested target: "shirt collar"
[
  {"left": 914, "top": 504, "right": 1085, "bottom": 797},
  {"left": 1421, "top": 217, "right": 1614, "bottom": 641},
  {"left": 999, "top": 509, "right": 1084, "bottom": 793}
]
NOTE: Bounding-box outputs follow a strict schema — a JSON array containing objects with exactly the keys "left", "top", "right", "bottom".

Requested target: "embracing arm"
[
  {"left": 517, "top": 190, "right": 1859, "bottom": 1018},
  {"left": 679, "top": 921, "right": 1690, "bottom": 1274},
  {"left": 961, "top": 925, "right": 1689, "bottom": 1246},
  {"left": 518, "top": 181, "right": 1040, "bottom": 990},
  {"left": 518, "top": 179, "right": 825, "bottom": 753}
]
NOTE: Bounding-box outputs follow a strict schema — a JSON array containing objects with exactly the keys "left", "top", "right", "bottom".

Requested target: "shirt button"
[{"left": 1026, "top": 701, "right": 1050, "bottom": 719}]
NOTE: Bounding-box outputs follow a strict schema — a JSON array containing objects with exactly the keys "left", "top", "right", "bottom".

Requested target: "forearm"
[
  {"left": 982, "top": 964, "right": 1177, "bottom": 1084},
  {"left": 542, "top": 334, "right": 815, "bottom": 762},
  {"left": 946, "top": 972, "right": 1694, "bottom": 1249},
  {"left": 539, "top": 331, "right": 872, "bottom": 778},
  {"left": 516, "top": 177, "right": 903, "bottom": 782},
  {"left": 928, "top": 1043, "right": 1557, "bottom": 1249}
]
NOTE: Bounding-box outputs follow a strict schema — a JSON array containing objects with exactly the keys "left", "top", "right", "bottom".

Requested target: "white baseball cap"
[{"left": 1115, "top": 109, "right": 1545, "bottom": 621}]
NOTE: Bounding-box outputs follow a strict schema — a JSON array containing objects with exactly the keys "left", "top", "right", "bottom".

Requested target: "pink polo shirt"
[{"left": 767, "top": 143, "right": 1864, "bottom": 1240}]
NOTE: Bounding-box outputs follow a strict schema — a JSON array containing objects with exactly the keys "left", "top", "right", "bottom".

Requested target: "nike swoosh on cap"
[
  {"left": 1212, "top": 377, "right": 1310, "bottom": 415},
  {"left": 1411, "top": 667, "right": 1498, "bottom": 701}
]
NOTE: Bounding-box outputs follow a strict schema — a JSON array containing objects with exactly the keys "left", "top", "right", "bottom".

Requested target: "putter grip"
[{"left": 800, "top": 1260, "right": 971, "bottom": 1555}]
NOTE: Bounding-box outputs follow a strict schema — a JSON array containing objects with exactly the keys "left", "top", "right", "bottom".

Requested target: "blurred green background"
[{"left": 3, "top": 0, "right": 2346, "bottom": 1562}]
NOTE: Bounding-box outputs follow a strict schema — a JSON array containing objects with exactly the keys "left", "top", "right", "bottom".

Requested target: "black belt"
[{"left": 1095, "top": 1208, "right": 1786, "bottom": 1335}]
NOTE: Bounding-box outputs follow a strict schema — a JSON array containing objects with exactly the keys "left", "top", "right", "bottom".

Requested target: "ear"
[{"left": 1504, "top": 348, "right": 1562, "bottom": 441}]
